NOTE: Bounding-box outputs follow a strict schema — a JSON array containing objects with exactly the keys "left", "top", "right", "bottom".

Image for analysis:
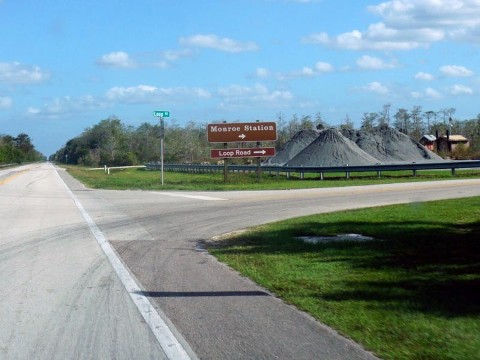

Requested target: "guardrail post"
[
  {"left": 452, "top": 168, "right": 456, "bottom": 176},
  {"left": 320, "top": 172, "right": 324, "bottom": 180},
  {"left": 413, "top": 169, "right": 417, "bottom": 177},
  {"left": 377, "top": 170, "right": 381, "bottom": 178}
]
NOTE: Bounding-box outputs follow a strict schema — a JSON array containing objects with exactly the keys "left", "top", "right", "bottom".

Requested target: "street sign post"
[
  {"left": 153, "top": 110, "right": 170, "bottom": 117},
  {"left": 210, "top": 147, "right": 275, "bottom": 159},
  {"left": 207, "top": 122, "right": 277, "bottom": 143},
  {"left": 153, "top": 110, "right": 170, "bottom": 185}
]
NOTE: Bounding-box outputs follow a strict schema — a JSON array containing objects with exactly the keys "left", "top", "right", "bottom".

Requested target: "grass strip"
[
  {"left": 208, "top": 197, "right": 480, "bottom": 360},
  {"left": 65, "top": 166, "right": 480, "bottom": 191}
]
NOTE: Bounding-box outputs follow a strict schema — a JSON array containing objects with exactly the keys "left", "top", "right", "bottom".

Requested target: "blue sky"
[{"left": 1, "top": 0, "right": 479, "bottom": 156}]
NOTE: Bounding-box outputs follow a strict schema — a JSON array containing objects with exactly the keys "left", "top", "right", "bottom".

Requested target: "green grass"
[
  {"left": 65, "top": 165, "right": 480, "bottom": 191},
  {"left": 208, "top": 198, "right": 480, "bottom": 360}
]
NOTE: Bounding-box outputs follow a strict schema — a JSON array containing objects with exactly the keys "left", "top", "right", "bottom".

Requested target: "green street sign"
[{"left": 153, "top": 110, "right": 170, "bottom": 117}]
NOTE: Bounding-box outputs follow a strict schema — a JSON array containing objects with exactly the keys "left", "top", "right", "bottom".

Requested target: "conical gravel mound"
[
  {"left": 286, "top": 128, "right": 379, "bottom": 167},
  {"left": 342, "top": 125, "right": 443, "bottom": 162},
  {"left": 264, "top": 129, "right": 319, "bottom": 165}
]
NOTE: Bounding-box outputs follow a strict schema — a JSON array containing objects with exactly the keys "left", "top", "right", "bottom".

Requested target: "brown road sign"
[
  {"left": 211, "top": 147, "right": 276, "bottom": 159},
  {"left": 207, "top": 122, "right": 277, "bottom": 143}
]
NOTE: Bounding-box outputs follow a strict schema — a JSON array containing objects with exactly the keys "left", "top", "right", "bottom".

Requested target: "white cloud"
[
  {"left": 361, "top": 81, "right": 389, "bottom": 94},
  {"left": 277, "top": 61, "right": 334, "bottom": 79},
  {"left": 0, "top": 62, "right": 50, "bottom": 84},
  {"left": 97, "top": 51, "right": 136, "bottom": 68},
  {"left": 218, "top": 83, "right": 293, "bottom": 110},
  {"left": 25, "top": 95, "right": 108, "bottom": 117},
  {"left": 315, "top": 61, "right": 334, "bottom": 73},
  {"left": 105, "top": 85, "right": 211, "bottom": 104},
  {"left": 179, "top": 34, "right": 258, "bottom": 53},
  {"left": 425, "top": 87, "right": 443, "bottom": 99},
  {"left": 411, "top": 87, "right": 443, "bottom": 99},
  {"left": 450, "top": 84, "right": 473, "bottom": 95},
  {"left": 440, "top": 65, "right": 474, "bottom": 77},
  {"left": 305, "top": 0, "right": 480, "bottom": 50},
  {"left": 0, "top": 96, "right": 12, "bottom": 109},
  {"left": 161, "top": 49, "right": 193, "bottom": 62},
  {"left": 255, "top": 67, "right": 270, "bottom": 78},
  {"left": 414, "top": 72, "right": 435, "bottom": 81},
  {"left": 356, "top": 55, "right": 397, "bottom": 69}
]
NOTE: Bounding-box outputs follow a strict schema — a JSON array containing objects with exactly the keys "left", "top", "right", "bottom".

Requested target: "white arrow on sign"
[
  {"left": 238, "top": 134, "right": 246, "bottom": 140},
  {"left": 253, "top": 150, "right": 266, "bottom": 155}
]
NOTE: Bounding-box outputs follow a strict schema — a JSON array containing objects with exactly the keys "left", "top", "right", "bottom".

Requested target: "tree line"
[
  {"left": 52, "top": 108, "right": 480, "bottom": 166},
  {"left": 0, "top": 133, "right": 44, "bottom": 164}
]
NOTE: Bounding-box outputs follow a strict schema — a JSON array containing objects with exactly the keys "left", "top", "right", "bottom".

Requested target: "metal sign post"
[{"left": 153, "top": 110, "right": 170, "bottom": 185}]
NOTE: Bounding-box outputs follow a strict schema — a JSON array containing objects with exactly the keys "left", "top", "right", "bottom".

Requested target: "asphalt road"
[{"left": 2, "top": 163, "right": 480, "bottom": 360}]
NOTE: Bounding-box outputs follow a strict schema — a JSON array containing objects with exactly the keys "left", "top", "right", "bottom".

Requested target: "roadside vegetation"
[
  {"left": 207, "top": 197, "right": 480, "bottom": 360},
  {"left": 51, "top": 108, "right": 480, "bottom": 166},
  {"left": 0, "top": 133, "right": 44, "bottom": 164},
  {"left": 65, "top": 166, "right": 480, "bottom": 191}
]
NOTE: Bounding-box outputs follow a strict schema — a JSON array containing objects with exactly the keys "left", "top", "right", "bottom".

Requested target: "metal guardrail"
[{"left": 145, "top": 160, "right": 480, "bottom": 179}]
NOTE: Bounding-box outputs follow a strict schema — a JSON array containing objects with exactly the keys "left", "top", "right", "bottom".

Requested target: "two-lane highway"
[
  {"left": 2, "top": 162, "right": 480, "bottom": 359},
  {"left": 0, "top": 163, "right": 169, "bottom": 359}
]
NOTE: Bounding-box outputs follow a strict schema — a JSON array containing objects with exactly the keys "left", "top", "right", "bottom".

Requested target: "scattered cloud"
[
  {"left": 0, "top": 96, "right": 12, "bottom": 109},
  {"left": 412, "top": 87, "right": 443, "bottom": 99},
  {"left": 105, "top": 85, "right": 211, "bottom": 104},
  {"left": 0, "top": 61, "right": 50, "bottom": 84},
  {"left": 255, "top": 67, "right": 270, "bottom": 78},
  {"left": 440, "top": 65, "right": 474, "bottom": 77},
  {"left": 179, "top": 34, "right": 259, "bottom": 53},
  {"left": 356, "top": 55, "right": 398, "bottom": 70},
  {"left": 314, "top": 61, "right": 334, "bottom": 73},
  {"left": 360, "top": 81, "right": 389, "bottom": 94},
  {"left": 275, "top": 61, "right": 334, "bottom": 80},
  {"left": 96, "top": 51, "right": 136, "bottom": 68},
  {"left": 161, "top": 49, "right": 194, "bottom": 62},
  {"left": 217, "top": 83, "right": 293, "bottom": 110},
  {"left": 304, "top": 0, "right": 480, "bottom": 50},
  {"left": 449, "top": 84, "right": 473, "bottom": 95},
  {"left": 414, "top": 72, "right": 435, "bottom": 81},
  {"left": 25, "top": 95, "right": 108, "bottom": 118}
]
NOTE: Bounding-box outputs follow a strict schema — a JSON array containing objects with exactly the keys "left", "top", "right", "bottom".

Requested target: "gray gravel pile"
[
  {"left": 264, "top": 129, "right": 319, "bottom": 165},
  {"left": 342, "top": 125, "right": 443, "bottom": 163},
  {"left": 286, "top": 128, "right": 379, "bottom": 167}
]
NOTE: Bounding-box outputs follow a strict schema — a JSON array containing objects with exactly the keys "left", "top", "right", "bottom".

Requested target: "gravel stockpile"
[
  {"left": 286, "top": 128, "right": 379, "bottom": 167},
  {"left": 264, "top": 129, "right": 318, "bottom": 165},
  {"left": 342, "top": 125, "right": 443, "bottom": 163}
]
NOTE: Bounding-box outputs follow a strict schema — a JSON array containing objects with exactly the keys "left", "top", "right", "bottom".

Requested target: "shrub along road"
[{"left": 2, "top": 162, "right": 480, "bottom": 359}]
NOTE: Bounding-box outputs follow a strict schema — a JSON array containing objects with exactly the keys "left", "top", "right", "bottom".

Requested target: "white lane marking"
[
  {"left": 54, "top": 167, "right": 193, "bottom": 360},
  {"left": 151, "top": 192, "right": 227, "bottom": 201}
]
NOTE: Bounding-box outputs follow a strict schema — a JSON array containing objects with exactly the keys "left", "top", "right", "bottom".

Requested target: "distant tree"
[
  {"left": 314, "top": 112, "right": 327, "bottom": 130},
  {"left": 275, "top": 112, "right": 290, "bottom": 149},
  {"left": 339, "top": 114, "right": 354, "bottom": 132},
  {"left": 360, "top": 112, "right": 378, "bottom": 131},
  {"left": 378, "top": 103, "right": 391, "bottom": 126},
  {"left": 410, "top": 105, "right": 424, "bottom": 139},
  {"left": 0, "top": 132, "right": 42, "bottom": 163},
  {"left": 394, "top": 108, "right": 410, "bottom": 134},
  {"left": 300, "top": 115, "right": 314, "bottom": 130},
  {"left": 424, "top": 111, "right": 436, "bottom": 133}
]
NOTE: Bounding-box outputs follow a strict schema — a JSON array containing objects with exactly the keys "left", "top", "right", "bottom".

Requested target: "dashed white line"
[{"left": 55, "top": 167, "right": 194, "bottom": 360}]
